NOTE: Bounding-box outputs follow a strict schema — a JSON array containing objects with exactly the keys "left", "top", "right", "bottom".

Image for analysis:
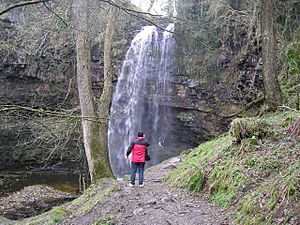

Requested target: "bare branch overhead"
[{"left": 0, "top": 0, "right": 52, "bottom": 16}]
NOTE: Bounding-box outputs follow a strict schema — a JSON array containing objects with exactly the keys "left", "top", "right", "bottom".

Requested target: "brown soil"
[{"left": 62, "top": 157, "right": 232, "bottom": 225}]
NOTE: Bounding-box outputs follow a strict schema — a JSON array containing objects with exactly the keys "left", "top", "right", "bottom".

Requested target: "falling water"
[{"left": 108, "top": 24, "right": 175, "bottom": 177}]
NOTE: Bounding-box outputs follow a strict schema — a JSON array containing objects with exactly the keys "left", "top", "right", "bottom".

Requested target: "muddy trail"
[
  {"left": 63, "top": 157, "right": 231, "bottom": 225},
  {"left": 7, "top": 157, "right": 231, "bottom": 225}
]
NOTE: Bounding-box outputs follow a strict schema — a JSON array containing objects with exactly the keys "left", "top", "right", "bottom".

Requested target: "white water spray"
[{"left": 109, "top": 24, "right": 175, "bottom": 176}]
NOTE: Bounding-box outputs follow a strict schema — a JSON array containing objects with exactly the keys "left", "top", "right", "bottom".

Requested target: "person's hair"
[{"left": 137, "top": 132, "right": 144, "bottom": 137}]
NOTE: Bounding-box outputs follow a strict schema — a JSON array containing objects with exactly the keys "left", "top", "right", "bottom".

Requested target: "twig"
[
  {"left": 62, "top": 78, "right": 73, "bottom": 104},
  {"left": 43, "top": 2, "right": 69, "bottom": 27},
  {"left": 99, "top": 0, "right": 165, "bottom": 18},
  {"left": 43, "top": 2, "right": 88, "bottom": 33},
  {"left": 97, "top": 0, "right": 182, "bottom": 36},
  {"left": 0, "top": 0, "right": 51, "bottom": 16},
  {"left": 0, "top": 104, "right": 108, "bottom": 122},
  {"left": 278, "top": 105, "right": 299, "bottom": 112}
]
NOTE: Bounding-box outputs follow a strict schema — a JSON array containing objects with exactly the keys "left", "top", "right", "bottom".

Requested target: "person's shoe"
[
  {"left": 139, "top": 183, "right": 144, "bottom": 188},
  {"left": 128, "top": 183, "right": 134, "bottom": 188}
]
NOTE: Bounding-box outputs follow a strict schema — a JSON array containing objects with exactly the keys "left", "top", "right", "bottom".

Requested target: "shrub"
[{"left": 229, "top": 118, "right": 268, "bottom": 143}]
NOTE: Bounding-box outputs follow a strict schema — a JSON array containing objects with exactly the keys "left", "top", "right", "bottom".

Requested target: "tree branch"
[
  {"left": 97, "top": 0, "right": 182, "bottom": 36},
  {"left": 99, "top": 0, "right": 165, "bottom": 18},
  {"left": 43, "top": 2, "right": 68, "bottom": 27},
  {"left": 0, "top": 104, "right": 108, "bottom": 122},
  {"left": 0, "top": 0, "right": 51, "bottom": 16}
]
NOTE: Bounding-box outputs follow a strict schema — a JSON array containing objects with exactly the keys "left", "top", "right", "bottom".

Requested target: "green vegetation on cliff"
[{"left": 166, "top": 110, "right": 300, "bottom": 224}]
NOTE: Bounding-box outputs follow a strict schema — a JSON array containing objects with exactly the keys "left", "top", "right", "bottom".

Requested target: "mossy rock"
[{"left": 229, "top": 118, "right": 268, "bottom": 143}]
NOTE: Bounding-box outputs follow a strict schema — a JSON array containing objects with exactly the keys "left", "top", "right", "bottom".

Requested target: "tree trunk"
[
  {"left": 98, "top": 4, "right": 119, "bottom": 172},
  {"left": 261, "top": 0, "right": 281, "bottom": 110},
  {"left": 73, "top": 0, "right": 113, "bottom": 182}
]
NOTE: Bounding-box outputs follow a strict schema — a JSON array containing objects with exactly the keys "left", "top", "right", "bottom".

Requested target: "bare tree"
[
  {"left": 261, "top": 0, "right": 281, "bottom": 110},
  {"left": 73, "top": 0, "right": 113, "bottom": 182},
  {"left": 98, "top": 3, "right": 119, "bottom": 169}
]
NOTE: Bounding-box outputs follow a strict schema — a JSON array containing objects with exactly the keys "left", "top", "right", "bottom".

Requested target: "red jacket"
[{"left": 126, "top": 137, "right": 149, "bottom": 163}]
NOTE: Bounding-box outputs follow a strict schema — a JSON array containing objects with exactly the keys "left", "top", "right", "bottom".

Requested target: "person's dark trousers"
[{"left": 130, "top": 162, "right": 145, "bottom": 185}]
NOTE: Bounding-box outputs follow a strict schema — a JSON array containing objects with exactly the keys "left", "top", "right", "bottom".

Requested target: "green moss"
[
  {"left": 235, "top": 170, "right": 299, "bottom": 225},
  {"left": 180, "top": 149, "right": 192, "bottom": 156},
  {"left": 224, "top": 145, "right": 239, "bottom": 157},
  {"left": 67, "top": 182, "right": 100, "bottom": 209},
  {"left": 262, "top": 110, "right": 300, "bottom": 125},
  {"left": 165, "top": 135, "right": 232, "bottom": 189},
  {"left": 235, "top": 193, "right": 264, "bottom": 225},
  {"left": 90, "top": 123, "right": 114, "bottom": 181},
  {"left": 245, "top": 158, "right": 256, "bottom": 167},
  {"left": 187, "top": 172, "right": 205, "bottom": 192},
  {"left": 209, "top": 160, "right": 249, "bottom": 208},
  {"left": 48, "top": 208, "right": 69, "bottom": 224},
  {"left": 258, "top": 156, "right": 280, "bottom": 173},
  {"left": 288, "top": 161, "right": 300, "bottom": 174}
]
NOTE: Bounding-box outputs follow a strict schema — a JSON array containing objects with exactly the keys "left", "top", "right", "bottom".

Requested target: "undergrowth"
[{"left": 166, "top": 110, "right": 300, "bottom": 224}]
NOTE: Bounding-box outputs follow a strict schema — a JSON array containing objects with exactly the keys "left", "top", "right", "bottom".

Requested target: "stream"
[{"left": 0, "top": 170, "right": 79, "bottom": 197}]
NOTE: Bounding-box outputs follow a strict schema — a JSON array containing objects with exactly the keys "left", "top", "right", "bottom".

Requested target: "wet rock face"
[
  {"left": 0, "top": 19, "right": 76, "bottom": 109},
  {"left": 140, "top": 74, "right": 231, "bottom": 164},
  {"left": 235, "top": 50, "right": 264, "bottom": 103}
]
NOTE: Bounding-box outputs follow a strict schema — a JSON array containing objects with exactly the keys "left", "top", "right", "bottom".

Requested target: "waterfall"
[{"left": 108, "top": 24, "right": 175, "bottom": 177}]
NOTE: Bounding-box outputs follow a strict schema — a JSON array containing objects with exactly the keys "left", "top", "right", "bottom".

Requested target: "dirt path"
[{"left": 61, "top": 157, "right": 231, "bottom": 225}]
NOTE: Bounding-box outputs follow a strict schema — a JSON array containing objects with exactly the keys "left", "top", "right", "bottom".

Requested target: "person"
[{"left": 125, "top": 132, "right": 150, "bottom": 188}]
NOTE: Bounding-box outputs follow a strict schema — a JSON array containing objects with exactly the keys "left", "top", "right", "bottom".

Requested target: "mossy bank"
[{"left": 166, "top": 110, "right": 300, "bottom": 225}]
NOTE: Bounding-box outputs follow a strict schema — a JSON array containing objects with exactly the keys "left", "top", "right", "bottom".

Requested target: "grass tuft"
[
  {"left": 48, "top": 208, "right": 69, "bottom": 224},
  {"left": 229, "top": 117, "right": 268, "bottom": 143},
  {"left": 209, "top": 160, "right": 249, "bottom": 208}
]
